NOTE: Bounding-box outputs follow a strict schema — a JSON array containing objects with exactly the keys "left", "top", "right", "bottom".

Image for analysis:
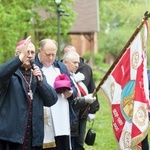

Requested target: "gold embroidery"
[
  {"left": 132, "top": 51, "right": 139, "bottom": 69},
  {"left": 134, "top": 106, "right": 146, "bottom": 126}
]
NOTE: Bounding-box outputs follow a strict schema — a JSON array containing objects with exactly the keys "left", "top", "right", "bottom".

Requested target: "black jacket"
[
  {"left": 71, "top": 97, "right": 86, "bottom": 137},
  {"left": 77, "top": 57, "right": 100, "bottom": 118},
  {"left": 0, "top": 56, "right": 58, "bottom": 146}
]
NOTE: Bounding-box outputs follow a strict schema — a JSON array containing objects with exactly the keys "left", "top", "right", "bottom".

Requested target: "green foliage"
[
  {"left": 83, "top": 51, "right": 104, "bottom": 65},
  {"left": 99, "top": 0, "right": 150, "bottom": 58},
  {"left": 99, "top": 27, "right": 134, "bottom": 57},
  {"left": 0, "top": 0, "right": 76, "bottom": 64},
  {"left": 94, "top": 53, "right": 105, "bottom": 66},
  {"left": 93, "top": 59, "right": 110, "bottom": 82},
  {"left": 82, "top": 51, "right": 92, "bottom": 62},
  {"left": 83, "top": 50, "right": 109, "bottom": 82}
]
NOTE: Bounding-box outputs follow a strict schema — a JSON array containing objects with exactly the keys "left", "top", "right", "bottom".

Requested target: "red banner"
[{"left": 101, "top": 21, "right": 149, "bottom": 149}]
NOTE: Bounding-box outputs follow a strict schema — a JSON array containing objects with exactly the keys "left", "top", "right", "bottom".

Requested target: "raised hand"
[{"left": 19, "top": 36, "right": 31, "bottom": 62}]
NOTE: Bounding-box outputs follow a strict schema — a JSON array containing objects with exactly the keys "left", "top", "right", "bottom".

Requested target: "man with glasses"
[{"left": 0, "top": 36, "right": 58, "bottom": 150}]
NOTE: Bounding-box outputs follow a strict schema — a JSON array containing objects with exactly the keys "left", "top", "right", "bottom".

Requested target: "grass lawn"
[{"left": 85, "top": 92, "right": 118, "bottom": 150}]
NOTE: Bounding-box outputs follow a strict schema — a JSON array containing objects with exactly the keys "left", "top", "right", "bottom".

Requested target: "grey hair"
[{"left": 63, "top": 51, "right": 79, "bottom": 62}]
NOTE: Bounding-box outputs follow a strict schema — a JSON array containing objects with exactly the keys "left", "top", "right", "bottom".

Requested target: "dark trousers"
[
  {"left": 55, "top": 135, "right": 70, "bottom": 150},
  {"left": 71, "top": 137, "right": 76, "bottom": 150},
  {"left": 74, "top": 118, "right": 87, "bottom": 150},
  {"left": 0, "top": 140, "right": 42, "bottom": 150}
]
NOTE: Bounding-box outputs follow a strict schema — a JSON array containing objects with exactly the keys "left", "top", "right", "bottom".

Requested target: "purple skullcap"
[
  {"left": 16, "top": 39, "right": 33, "bottom": 47},
  {"left": 16, "top": 40, "right": 25, "bottom": 47},
  {"left": 54, "top": 74, "right": 71, "bottom": 93}
]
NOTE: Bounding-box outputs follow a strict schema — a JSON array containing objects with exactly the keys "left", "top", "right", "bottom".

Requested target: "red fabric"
[
  {"left": 112, "top": 49, "right": 130, "bottom": 89},
  {"left": 77, "top": 83, "right": 87, "bottom": 96},
  {"left": 101, "top": 21, "right": 149, "bottom": 149},
  {"left": 112, "top": 104, "right": 125, "bottom": 141}
]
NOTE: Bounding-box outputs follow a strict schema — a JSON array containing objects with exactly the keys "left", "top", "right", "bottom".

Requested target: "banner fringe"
[{"left": 131, "top": 121, "right": 150, "bottom": 147}]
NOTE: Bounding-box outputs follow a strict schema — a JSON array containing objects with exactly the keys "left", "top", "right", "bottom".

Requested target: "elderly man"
[
  {"left": 62, "top": 51, "right": 96, "bottom": 150},
  {"left": 35, "top": 39, "right": 77, "bottom": 150},
  {"left": 0, "top": 36, "right": 58, "bottom": 150},
  {"left": 62, "top": 45, "right": 100, "bottom": 150}
]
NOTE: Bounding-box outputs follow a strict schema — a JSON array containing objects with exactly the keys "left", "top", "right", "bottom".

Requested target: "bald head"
[
  {"left": 39, "top": 39, "right": 57, "bottom": 51},
  {"left": 62, "top": 45, "right": 76, "bottom": 57},
  {"left": 38, "top": 39, "right": 57, "bottom": 67}
]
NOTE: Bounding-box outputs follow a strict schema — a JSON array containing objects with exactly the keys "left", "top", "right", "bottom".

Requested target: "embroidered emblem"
[
  {"left": 122, "top": 130, "right": 132, "bottom": 149},
  {"left": 134, "top": 106, "right": 146, "bottom": 126},
  {"left": 131, "top": 51, "right": 139, "bottom": 69}
]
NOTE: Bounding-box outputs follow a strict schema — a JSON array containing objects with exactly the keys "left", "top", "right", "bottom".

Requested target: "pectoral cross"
[{"left": 28, "top": 89, "right": 33, "bottom": 100}]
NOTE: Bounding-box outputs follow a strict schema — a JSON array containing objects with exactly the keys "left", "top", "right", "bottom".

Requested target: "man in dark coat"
[
  {"left": 62, "top": 50, "right": 97, "bottom": 150},
  {"left": 62, "top": 45, "right": 100, "bottom": 150},
  {"left": 0, "top": 36, "right": 58, "bottom": 150}
]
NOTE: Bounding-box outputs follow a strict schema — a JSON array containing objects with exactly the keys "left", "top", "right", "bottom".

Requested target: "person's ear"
[
  {"left": 14, "top": 51, "right": 20, "bottom": 56},
  {"left": 38, "top": 48, "right": 41, "bottom": 53}
]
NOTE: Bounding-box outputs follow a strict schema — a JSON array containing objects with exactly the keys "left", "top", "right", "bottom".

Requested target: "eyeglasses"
[
  {"left": 16, "top": 51, "right": 35, "bottom": 55},
  {"left": 27, "top": 51, "right": 35, "bottom": 55}
]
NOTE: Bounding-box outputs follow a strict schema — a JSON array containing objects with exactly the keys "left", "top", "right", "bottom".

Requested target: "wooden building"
[{"left": 68, "top": 0, "right": 100, "bottom": 57}]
